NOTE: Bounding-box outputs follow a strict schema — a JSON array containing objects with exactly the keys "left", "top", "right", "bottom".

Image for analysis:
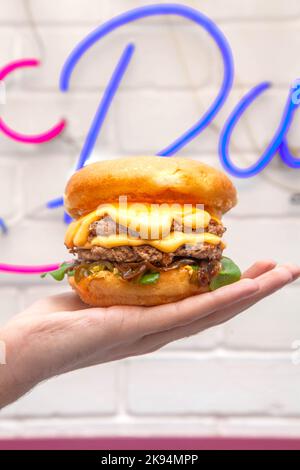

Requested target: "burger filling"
[
  {"left": 42, "top": 204, "right": 241, "bottom": 290},
  {"left": 66, "top": 206, "right": 227, "bottom": 287}
]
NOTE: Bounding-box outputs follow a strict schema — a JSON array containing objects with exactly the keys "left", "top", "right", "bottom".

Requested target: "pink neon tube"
[
  {"left": 0, "top": 59, "right": 66, "bottom": 274},
  {"left": 0, "top": 58, "right": 66, "bottom": 144},
  {"left": 0, "top": 264, "right": 60, "bottom": 274},
  {"left": 0, "top": 118, "right": 66, "bottom": 144},
  {"left": 0, "top": 58, "right": 40, "bottom": 80}
]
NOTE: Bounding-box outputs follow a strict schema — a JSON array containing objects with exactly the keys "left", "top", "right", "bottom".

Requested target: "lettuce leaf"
[
  {"left": 139, "top": 272, "right": 160, "bottom": 285},
  {"left": 210, "top": 257, "right": 241, "bottom": 291},
  {"left": 41, "top": 263, "right": 75, "bottom": 282}
]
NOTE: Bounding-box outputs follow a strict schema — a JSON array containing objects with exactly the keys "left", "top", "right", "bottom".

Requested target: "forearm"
[{"left": 0, "top": 326, "right": 39, "bottom": 409}]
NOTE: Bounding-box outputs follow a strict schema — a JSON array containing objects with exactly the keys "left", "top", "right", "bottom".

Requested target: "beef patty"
[
  {"left": 73, "top": 239, "right": 223, "bottom": 266},
  {"left": 71, "top": 216, "right": 225, "bottom": 268},
  {"left": 74, "top": 242, "right": 223, "bottom": 266},
  {"left": 72, "top": 217, "right": 225, "bottom": 285},
  {"left": 89, "top": 216, "right": 226, "bottom": 239}
]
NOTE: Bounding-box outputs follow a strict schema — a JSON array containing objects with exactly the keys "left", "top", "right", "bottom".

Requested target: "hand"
[{"left": 0, "top": 260, "right": 299, "bottom": 408}]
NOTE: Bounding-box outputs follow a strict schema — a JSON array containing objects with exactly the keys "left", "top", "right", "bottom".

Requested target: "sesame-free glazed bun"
[
  {"left": 65, "top": 157, "right": 237, "bottom": 219},
  {"left": 69, "top": 268, "right": 209, "bottom": 307}
]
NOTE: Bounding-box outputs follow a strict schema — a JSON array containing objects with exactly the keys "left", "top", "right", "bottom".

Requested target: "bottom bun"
[{"left": 69, "top": 268, "right": 209, "bottom": 307}]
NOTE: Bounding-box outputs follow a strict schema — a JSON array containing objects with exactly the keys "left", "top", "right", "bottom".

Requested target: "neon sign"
[
  {"left": 0, "top": 3, "right": 299, "bottom": 275},
  {"left": 0, "top": 59, "right": 66, "bottom": 143},
  {"left": 48, "top": 3, "right": 234, "bottom": 211},
  {"left": 220, "top": 81, "right": 300, "bottom": 177}
]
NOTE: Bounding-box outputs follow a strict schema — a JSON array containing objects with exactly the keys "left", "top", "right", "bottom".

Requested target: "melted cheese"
[
  {"left": 90, "top": 232, "right": 223, "bottom": 253},
  {"left": 65, "top": 203, "right": 223, "bottom": 249}
]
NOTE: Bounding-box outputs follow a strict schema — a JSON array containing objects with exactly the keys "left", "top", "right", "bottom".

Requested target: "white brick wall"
[
  {"left": 1, "top": 364, "right": 118, "bottom": 418},
  {"left": 108, "top": 1, "right": 300, "bottom": 22},
  {"left": 127, "top": 354, "right": 300, "bottom": 416},
  {"left": 0, "top": 0, "right": 300, "bottom": 440}
]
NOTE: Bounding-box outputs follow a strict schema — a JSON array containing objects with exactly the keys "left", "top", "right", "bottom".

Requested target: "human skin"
[{"left": 0, "top": 260, "right": 299, "bottom": 409}]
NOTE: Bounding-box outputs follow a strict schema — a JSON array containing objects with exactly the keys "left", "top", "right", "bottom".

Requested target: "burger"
[{"left": 44, "top": 157, "right": 241, "bottom": 307}]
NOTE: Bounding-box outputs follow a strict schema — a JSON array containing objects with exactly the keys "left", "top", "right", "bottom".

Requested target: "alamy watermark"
[
  {"left": 94, "top": 197, "right": 208, "bottom": 240},
  {"left": 291, "top": 340, "right": 300, "bottom": 366},
  {"left": 0, "top": 340, "right": 6, "bottom": 365},
  {"left": 292, "top": 79, "right": 300, "bottom": 105},
  {"left": 0, "top": 80, "right": 6, "bottom": 105}
]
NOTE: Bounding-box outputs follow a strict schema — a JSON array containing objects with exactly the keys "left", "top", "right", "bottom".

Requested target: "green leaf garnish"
[
  {"left": 210, "top": 257, "right": 241, "bottom": 291},
  {"left": 41, "top": 263, "right": 74, "bottom": 282},
  {"left": 191, "top": 265, "right": 199, "bottom": 271},
  {"left": 139, "top": 272, "right": 160, "bottom": 285}
]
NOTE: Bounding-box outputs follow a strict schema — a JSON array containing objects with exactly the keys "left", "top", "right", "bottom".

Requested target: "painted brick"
[
  {"left": 0, "top": 28, "right": 21, "bottom": 66},
  {"left": 230, "top": 169, "right": 300, "bottom": 218},
  {"left": 115, "top": 88, "right": 293, "bottom": 156},
  {"left": 0, "top": 92, "right": 116, "bottom": 150},
  {"left": 219, "top": 418, "right": 300, "bottom": 438},
  {"left": 116, "top": 90, "right": 203, "bottom": 155},
  {"left": 3, "top": 416, "right": 300, "bottom": 438},
  {"left": 108, "top": 1, "right": 300, "bottom": 21},
  {"left": 222, "top": 22, "right": 300, "bottom": 86},
  {"left": 164, "top": 326, "right": 223, "bottom": 351},
  {"left": 15, "top": 25, "right": 213, "bottom": 91},
  {"left": 0, "top": 160, "right": 22, "bottom": 218},
  {"left": 3, "top": 25, "right": 115, "bottom": 90},
  {"left": 225, "top": 218, "right": 300, "bottom": 269},
  {"left": 1, "top": 364, "right": 118, "bottom": 417},
  {"left": 195, "top": 155, "right": 300, "bottom": 218},
  {"left": 0, "top": 416, "right": 217, "bottom": 438},
  {"left": 223, "top": 286, "right": 300, "bottom": 351},
  {"left": 29, "top": 0, "right": 110, "bottom": 24},
  {"left": 0, "top": 1, "right": 26, "bottom": 23},
  {"left": 127, "top": 355, "right": 300, "bottom": 416},
  {"left": 0, "top": 0, "right": 300, "bottom": 440},
  {"left": 21, "top": 154, "right": 73, "bottom": 213},
  {"left": 0, "top": 216, "right": 72, "bottom": 288},
  {"left": 0, "top": 219, "right": 67, "bottom": 266}
]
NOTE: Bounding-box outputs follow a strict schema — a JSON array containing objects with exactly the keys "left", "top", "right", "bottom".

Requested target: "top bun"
[{"left": 65, "top": 156, "right": 237, "bottom": 219}]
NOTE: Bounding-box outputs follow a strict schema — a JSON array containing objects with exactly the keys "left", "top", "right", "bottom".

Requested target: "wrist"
[{"left": 0, "top": 324, "right": 41, "bottom": 408}]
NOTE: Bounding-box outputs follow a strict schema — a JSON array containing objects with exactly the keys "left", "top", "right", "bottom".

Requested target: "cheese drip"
[
  {"left": 90, "top": 232, "right": 222, "bottom": 253},
  {"left": 65, "top": 203, "right": 223, "bottom": 250}
]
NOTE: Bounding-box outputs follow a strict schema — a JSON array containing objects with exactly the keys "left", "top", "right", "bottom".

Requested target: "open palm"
[{"left": 1, "top": 260, "right": 299, "bottom": 409}]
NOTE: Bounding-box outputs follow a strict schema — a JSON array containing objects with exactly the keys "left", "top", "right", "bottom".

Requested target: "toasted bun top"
[{"left": 65, "top": 157, "right": 237, "bottom": 219}]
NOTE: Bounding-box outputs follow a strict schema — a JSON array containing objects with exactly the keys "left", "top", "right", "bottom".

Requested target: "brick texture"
[
  {"left": 127, "top": 355, "right": 300, "bottom": 416},
  {"left": 0, "top": 0, "right": 300, "bottom": 439}
]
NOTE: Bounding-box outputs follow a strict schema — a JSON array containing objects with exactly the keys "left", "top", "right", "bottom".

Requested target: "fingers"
[
  {"left": 136, "top": 264, "right": 299, "bottom": 354},
  {"left": 203, "top": 263, "right": 299, "bottom": 330},
  {"left": 141, "top": 261, "right": 283, "bottom": 337},
  {"left": 280, "top": 264, "right": 300, "bottom": 281},
  {"left": 137, "top": 278, "right": 259, "bottom": 336},
  {"left": 199, "top": 264, "right": 299, "bottom": 328},
  {"left": 242, "top": 260, "right": 277, "bottom": 279},
  {"left": 253, "top": 264, "right": 299, "bottom": 293}
]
